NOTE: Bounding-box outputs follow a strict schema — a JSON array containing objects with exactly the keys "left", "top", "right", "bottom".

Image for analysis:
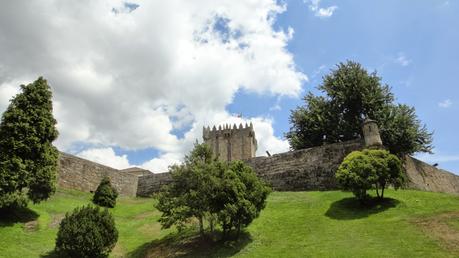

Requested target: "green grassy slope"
[{"left": 0, "top": 189, "right": 458, "bottom": 257}]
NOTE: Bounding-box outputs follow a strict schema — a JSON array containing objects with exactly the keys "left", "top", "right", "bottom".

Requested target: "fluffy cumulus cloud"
[
  {"left": 307, "top": 0, "right": 338, "bottom": 18},
  {"left": 0, "top": 1, "right": 306, "bottom": 172},
  {"left": 77, "top": 148, "right": 130, "bottom": 169}
]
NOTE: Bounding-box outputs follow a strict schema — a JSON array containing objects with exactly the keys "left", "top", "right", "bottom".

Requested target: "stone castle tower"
[{"left": 203, "top": 123, "right": 257, "bottom": 162}]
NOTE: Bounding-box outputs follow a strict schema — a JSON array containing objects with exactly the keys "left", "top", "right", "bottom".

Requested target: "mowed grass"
[{"left": 1, "top": 188, "right": 459, "bottom": 257}]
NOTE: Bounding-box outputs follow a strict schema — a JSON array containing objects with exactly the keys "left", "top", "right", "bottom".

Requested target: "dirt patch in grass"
[
  {"left": 48, "top": 214, "right": 65, "bottom": 228},
  {"left": 138, "top": 222, "right": 162, "bottom": 236},
  {"left": 23, "top": 220, "right": 39, "bottom": 232},
  {"left": 413, "top": 211, "right": 459, "bottom": 254},
  {"left": 134, "top": 210, "right": 160, "bottom": 220}
]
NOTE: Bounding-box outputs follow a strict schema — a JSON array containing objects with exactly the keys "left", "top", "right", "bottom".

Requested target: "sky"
[{"left": 0, "top": 0, "right": 458, "bottom": 174}]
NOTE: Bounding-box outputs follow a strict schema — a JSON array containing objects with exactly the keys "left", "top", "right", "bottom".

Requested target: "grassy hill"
[{"left": 0, "top": 188, "right": 458, "bottom": 257}]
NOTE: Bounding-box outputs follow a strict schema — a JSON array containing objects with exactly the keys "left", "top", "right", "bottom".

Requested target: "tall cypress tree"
[{"left": 0, "top": 77, "right": 59, "bottom": 208}]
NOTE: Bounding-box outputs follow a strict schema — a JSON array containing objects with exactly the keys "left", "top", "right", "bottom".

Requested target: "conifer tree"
[
  {"left": 92, "top": 177, "right": 118, "bottom": 208},
  {"left": 0, "top": 77, "right": 59, "bottom": 208}
]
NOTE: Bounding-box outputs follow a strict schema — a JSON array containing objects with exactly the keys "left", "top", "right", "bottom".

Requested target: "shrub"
[
  {"left": 216, "top": 161, "right": 271, "bottom": 237},
  {"left": 336, "top": 149, "right": 404, "bottom": 201},
  {"left": 157, "top": 143, "right": 271, "bottom": 239},
  {"left": 92, "top": 177, "right": 118, "bottom": 208},
  {"left": 55, "top": 205, "right": 118, "bottom": 258}
]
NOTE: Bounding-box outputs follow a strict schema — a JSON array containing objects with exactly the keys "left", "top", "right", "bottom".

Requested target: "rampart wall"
[
  {"left": 404, "top": 156, "right": 459, "bottom": 195},
  {"left": 57, "top": 142, "right": 459, "bottom": 197},
  {"left": 136, "top": 172, "right": 173, "bottom": 197},
  {"left": 58, "top": 152, "right": 139, "bottom": 196},
  {"left": 245, "top": 140, "right": 364, "bottom": 191}
]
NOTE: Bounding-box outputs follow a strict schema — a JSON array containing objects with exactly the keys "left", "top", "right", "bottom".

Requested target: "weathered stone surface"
[
  {"left": 245, "top": 140, "right": 364, "bottom": 191},
  {"left": 136, "top": 172, "right": 173, "bottom": 197},
  {"left": 405, "top": 156, "right": 459, "bottom": 195},
  {"left": 203, "top": 123, "right": 257, "bottom": 162},
  {"left": 56, "top": 140, "right": 459, "bottom": 197},
  {"left": 58, "top": 152, "right": 139, "bottom": 196}
]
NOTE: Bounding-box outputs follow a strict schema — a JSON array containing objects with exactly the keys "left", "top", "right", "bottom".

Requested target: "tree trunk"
[
  {"left": 198, "top": 216, "right": 204, "bottom": 236},
  {"left": 210, "top": 216, "right": 214, "bottom": 233},
  {"left": 375, "top": 183, "right": 380, "bottom": 198},
  {"left": 381, "top": 183, "right": 385, "bottom": 199}
]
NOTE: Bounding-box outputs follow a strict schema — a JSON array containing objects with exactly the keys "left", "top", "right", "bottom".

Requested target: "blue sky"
[
  {"left": 225, "top": 0, "right": 459, "bottom": 173},
  {"left": 0, "top": 0, "right": 457, "bottom": 174}
]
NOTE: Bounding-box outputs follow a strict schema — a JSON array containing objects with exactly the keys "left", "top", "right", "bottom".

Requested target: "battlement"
[{"left": 203, "top": 122, "right": 257, "bottom": 161}]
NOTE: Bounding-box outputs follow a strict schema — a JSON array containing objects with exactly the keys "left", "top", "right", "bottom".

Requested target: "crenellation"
[
  {"left": 56, "top": 120, "right": 459, "bottom": 197},
  {"left": 203, "top": 123, "right": 257, "bottom": 161}
]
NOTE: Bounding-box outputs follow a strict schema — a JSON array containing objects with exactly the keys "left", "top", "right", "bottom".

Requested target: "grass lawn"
[{"left": 1, "top": 188, "right": 459, "bottom": 257}]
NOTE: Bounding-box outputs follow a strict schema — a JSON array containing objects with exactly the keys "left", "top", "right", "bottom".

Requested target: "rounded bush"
[
  {"left": 55, "top": 205, "right": 118, "bottom": 258},
  {"left": 92, "top": 177, "right": 118, "bottom": 208},
  {"left": 336, "top": 149, "right": 404, "bottom": 200}
]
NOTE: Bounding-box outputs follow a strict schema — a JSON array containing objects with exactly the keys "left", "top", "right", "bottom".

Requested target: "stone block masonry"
[
  {"left": 245, "top": 140, "right": 365, "bottom": 191},
  {"left": 57, "top": 121, "right": 459, "bottom": 196},
  {"left": 136, "top": 172, "right": 173, "bottom": 197},
  {"left": 58, "top": 152, "right": 140, "bottom": 196}
]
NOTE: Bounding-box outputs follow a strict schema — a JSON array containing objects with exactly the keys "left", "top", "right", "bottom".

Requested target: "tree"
[
  {"left": 55, "top": 205, "right": 118, "bottom": 258},
  {"left": 286, "top": 61, "right": 432, "bottom": 157},
  {"left": 156, "top": 143, "right": 270, "bottom": 239},
  {"left": 156, "top": 143, "right": 217, "bottom": 235},
  {"left": 336, "top": 149, "right": 405, "bottom": 200},
  {"left": 92, "top": 177, "right": 118, "bottom": 208},
  {"left": 0, "top": 77, "right": 59, "bottom": 208},
  {"left": 216, "top": 161, "right": 271, "bottom": 237}
]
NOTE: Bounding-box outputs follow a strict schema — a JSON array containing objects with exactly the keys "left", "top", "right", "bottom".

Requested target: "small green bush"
[
  {"left": 92, "top": 177, "right": 118, "bottom": 208},
  {"left": 336, "top": 149, "right": 404, "bottom": 201},
  {"left": 55, "top": 205, "right": 118, "bottom": 258}
]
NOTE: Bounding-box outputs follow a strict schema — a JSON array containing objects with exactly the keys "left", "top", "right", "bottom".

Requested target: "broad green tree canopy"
[{"left": 286, "top": 61, "right": 432, "bottom": 157}]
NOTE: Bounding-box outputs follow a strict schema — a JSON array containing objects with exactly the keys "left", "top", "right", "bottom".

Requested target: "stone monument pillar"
[{"left": 362, "top": 118, "right": 383, "bottom": 148}]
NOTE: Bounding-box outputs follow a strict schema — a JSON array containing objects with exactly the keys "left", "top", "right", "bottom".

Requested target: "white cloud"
[
  {"left": 395, "top": 52, "right": 411, "bottom": 66},
  {"left": 141, "top": 152, "right": 182, "bottom": 173},
  {"left": 77, "top": 148, "right": 131, "bottom": 169},
  {"left": 438, "top": 99, "right": 453, "bottom": 108},
  {"left": 0, "top": 1, "right": 304, "bottom": 172},
  {"left": 307, "top": 0, "right": 338, "bottom": 18}
]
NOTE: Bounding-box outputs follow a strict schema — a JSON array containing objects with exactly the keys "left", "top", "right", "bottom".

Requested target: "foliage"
[
  {"left": 156, "top": 143, "right": 270, "bottom": 239},
  {"left": 2, "top": 189, "right": 459, "bottom": 258},
  {"left": 55, "top": 204, "right": 118, "bottom": 258},
  {"left": 92, "top": 177, "right": 118, "bottom": 208},
  {"left": 216, "top": 161, "right": 271, "bottom": 236},
  {"left": 286, "top": 61, "right": 433, "bottom": 157},
  {"left": 336, "top": 149, "right": 405, "bottom": 200},
  {"left": 0, "top": 77, "right": 59, "bottom": 208}
]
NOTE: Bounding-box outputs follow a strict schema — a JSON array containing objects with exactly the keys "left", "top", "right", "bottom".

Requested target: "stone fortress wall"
[
  {"left": 57, "top": 121, "right": 459, "bottom": 197},
  {"left": 58, "top": 152, "right": 140, "bottom": 196}
]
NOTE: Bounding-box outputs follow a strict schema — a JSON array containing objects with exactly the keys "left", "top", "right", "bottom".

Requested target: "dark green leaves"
[
  {"left": 0, "top": 77, "right": 59, "bottom": 208},
  {"left": 92, "top": 177, "right": 118, "bottom": 208},
  {"left": 286, "top": 61, "right": 433, "bottom": 157},
  {"left": 156, "top": 143, "right": 271, "bottom": 239}
]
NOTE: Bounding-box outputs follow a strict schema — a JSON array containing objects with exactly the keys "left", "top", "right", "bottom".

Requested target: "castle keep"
[
  {"left": 56, "top": 121, "right": 459, "bottom": 197},
  {"left": 203, "top": 123, "right": 257, "bottom": 161}
]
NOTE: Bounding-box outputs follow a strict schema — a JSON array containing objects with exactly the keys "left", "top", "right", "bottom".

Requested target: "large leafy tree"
[
  {"left": 286, "top": 61, "right": 432, "bottom": 157},
  {"left": 0, "top": 77, "right": 59, "bottom": 208},
  {"left": 156, "top": 143, "right": 270, "bottom": 239}
]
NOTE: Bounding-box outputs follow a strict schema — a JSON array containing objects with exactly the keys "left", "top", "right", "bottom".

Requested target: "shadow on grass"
[
  {"left": 39, "top": 250, "right": 59, "bottom": 258},
  {"left": 128, "top": 229, "right": 252, "bottom": 258},
  {"left": 325, "top": 197, "right": 401, "bottom": 220},
  {"left": 0, "top": 207, "right": 39, "bottom": 227}
]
